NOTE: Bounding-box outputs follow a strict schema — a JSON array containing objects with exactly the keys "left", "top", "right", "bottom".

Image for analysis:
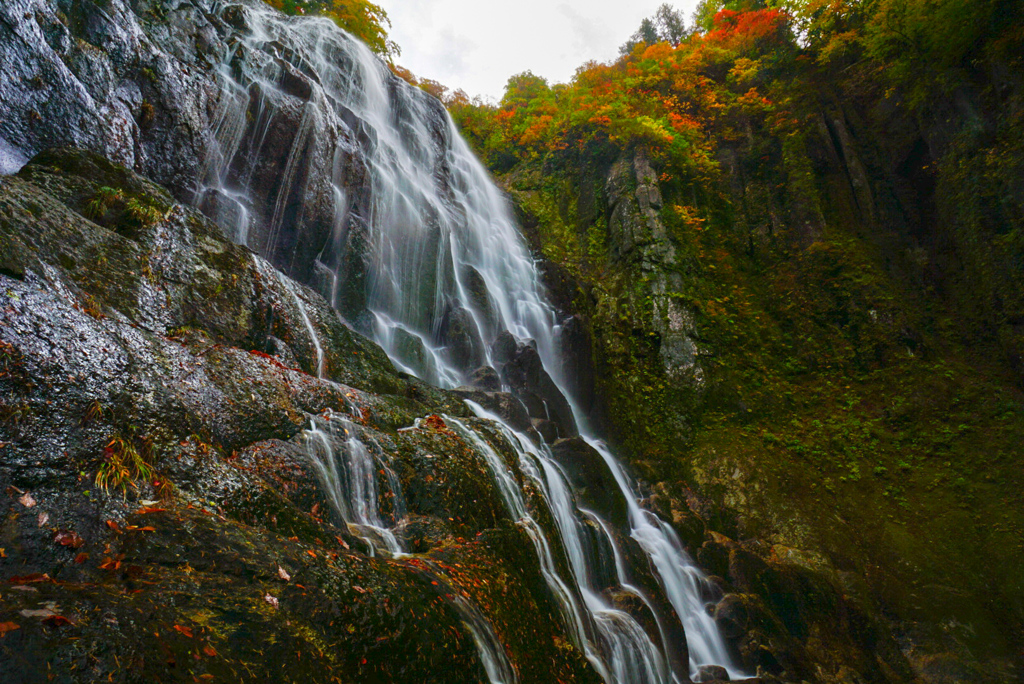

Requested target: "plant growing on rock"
[
  {"left": 84, "top": 186, "right": 123, "bottom": 221},
  {"left": 96, "top": 432, "right": 155, "bottom": 493}
]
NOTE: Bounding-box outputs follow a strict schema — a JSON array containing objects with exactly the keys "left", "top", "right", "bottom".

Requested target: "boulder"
[
  {"left": 391, "top": 327, "right": 438, "bottom": 381},
  {"left": 469, "top": 365, "right": 502, "bottom": 392},
  {"left": 461, "top": 264, "right": 500, "bottom": 339},
  {"left": 451, "top": 388, "right": 532, "bottom": 434},
  {"left": 693, "top": 665, "right": 729, "bottom": 683},
  {"left": 549, "top": 437, "right": 628, "bottom": 529},
  {"left": 496, "top": 337, "right": 578, "bottom": 439},
  {"left": 531, "top": 418, "right": 559, "bottom": 443}
]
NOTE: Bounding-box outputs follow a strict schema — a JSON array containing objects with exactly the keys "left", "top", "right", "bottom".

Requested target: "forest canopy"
[{"left": 446, "top": 0, "right": 1021, "bottom": 173}]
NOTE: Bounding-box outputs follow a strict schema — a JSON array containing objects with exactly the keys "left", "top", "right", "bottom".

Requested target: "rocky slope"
[
  {"left": 0, "top": 148, "right": 613, "bottom": 683},
  {"left": 2, "top": 0, "right": 1021, "bottom": 682}
]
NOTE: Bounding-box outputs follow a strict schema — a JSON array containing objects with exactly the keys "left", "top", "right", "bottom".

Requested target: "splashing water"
[{"left": 201, "top": 2, "right": 745, "bottom": 681}]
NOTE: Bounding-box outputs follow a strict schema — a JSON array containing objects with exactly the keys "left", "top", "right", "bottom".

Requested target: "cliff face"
[
  {"left": 498, "top": 37, "right": 1024, "bottom": 684},
  {"left": 3, "top": 1, "right": 1023, "bottom": 683},
  {"left": 0, "top": 0, "right": 458, "bottom": 314},
  {"left": 0, "top": 4, "right": 754, "bottom": 683}
]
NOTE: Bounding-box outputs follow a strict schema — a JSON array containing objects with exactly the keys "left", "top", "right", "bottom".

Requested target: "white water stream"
[{"left": 201, "top": 2, "right": 744, "bottom": 681}]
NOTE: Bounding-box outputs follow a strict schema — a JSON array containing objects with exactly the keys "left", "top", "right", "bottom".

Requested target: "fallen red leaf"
[
  {"left": 136, "top": 507, "right": 167, "bottom": 515},
  {"left": 0, "top": 622, "right": 19, "bottom": 636},
  {"left": 74, "top": 552, "right": 89, "bottom": 564},
  {"left": 305, "top": 550, "right": 317, "bottom": 558},
  {"left": 98, "top": 558, "right": 121, "bottom": 571},
  {"left": 54, "top": 530, "right": 85, "bottom": 549},
  {"left": 105, "top": 520, "right": 121, "bottom": 532},
  {"left": 42, "top": 615, "right": 73, "bottom": 628},
  {"left": 172, "top": 624, "right": 194, "bottom": 638},
  {"left": 422, "top": 414, "right": 448, "bottom": 431},
  {"left": 202, "top": 645, "right": 217, "bottom": 657}
]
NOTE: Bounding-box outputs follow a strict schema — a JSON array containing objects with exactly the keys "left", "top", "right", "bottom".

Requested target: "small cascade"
[
  {"left": 588, "top": 439, "right": 741, "bottom": 676},
  {"left": 283, "top": 276, "right": 325, "bottom": 378},
  {"left": 444, "top": 414, "right": 619, "bottom": 683},
  {"left": 200, "top": 2, "right": 745, "bottom": 681},
  {"left": 302, "top": 408, "right": 517, "bottom": 682},
  {"left": 426, "top": 565, "right": 520, "bottom": 684},
  {"left": 253, "top": 253, "right": 326, "bottom": 377},
  {"left": 303, "top": 409, "right": 403, "bottom": 555}
]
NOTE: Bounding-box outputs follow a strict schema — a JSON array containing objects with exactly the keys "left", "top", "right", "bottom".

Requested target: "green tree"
[{"left": 620, "top": 4, "right": 689, "bottom": 54}]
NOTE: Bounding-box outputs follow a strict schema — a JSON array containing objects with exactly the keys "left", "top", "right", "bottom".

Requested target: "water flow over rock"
[
  {"left": 198, "top": 2, "right": 563, "bottom": 390},
  {"left": 196, "top": 3, "right": 745, "bottom": 682},
  {"left": 301, "top": 407, "right": 518, "bottom": 681}
]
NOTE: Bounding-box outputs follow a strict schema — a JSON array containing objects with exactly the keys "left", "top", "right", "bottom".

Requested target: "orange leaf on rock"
[
  {"left": 55, "top": 530, "right": 85, "bottom": 549},
  {"left": 99, "top": 558, "right": 121, "bottom": 571},
  {"left": 173, "top": 624, "right": 194, "bottom": 638},
  {"left": 42, "top": 615, "right": 73, "bottom": 628},
  {"left": 74, "top": 553, "right": 89, "bottom": 564},
  {"left": 0, "top": 622, "right": 19, "bottom": 636},
  {"left": 202, "top": 645, "right": 218, "bottom": 657}
]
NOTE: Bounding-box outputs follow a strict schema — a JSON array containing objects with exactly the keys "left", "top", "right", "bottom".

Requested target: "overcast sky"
[{"left": 375, "top": 0, "right": 699, "bottom": 102}]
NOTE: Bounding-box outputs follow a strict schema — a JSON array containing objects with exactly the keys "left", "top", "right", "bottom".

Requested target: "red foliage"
[{"left": 707, "top": 9, "right": 789, "bottom": 48}]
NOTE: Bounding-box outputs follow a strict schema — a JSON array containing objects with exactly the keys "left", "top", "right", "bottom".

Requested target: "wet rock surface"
[
  {"left": 0, "top": 151, "right": 602, "bottom": 683},
  {"left": 490, "top": 332, "right": 578, "bottom": 440}
]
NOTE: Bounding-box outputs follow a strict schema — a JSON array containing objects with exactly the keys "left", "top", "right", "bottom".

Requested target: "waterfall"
[{"left": 199, "top": 2, "right": 744, "bottom": 681}]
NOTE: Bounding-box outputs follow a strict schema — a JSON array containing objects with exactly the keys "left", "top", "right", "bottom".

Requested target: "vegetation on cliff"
[{"left": 447, "top": 0, "right": 1024, "bottom": 680}]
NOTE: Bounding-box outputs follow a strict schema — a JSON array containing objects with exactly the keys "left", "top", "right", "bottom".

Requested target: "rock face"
[
  {"left": 0, "top": 0, "right": 218, "bottom": 201},
  {"left": 491, "top": 332, "right": 578, "bottom": 440},
  {"left": 497, "top": 52, "right": 1024, "bottom": 684},
  {"left": 605, "top": 149, "right": 704, "bottom": 386},
  {"left": 0, "top": 0, "right": 455, "bottom": 309},
  {"left": 0, "top": 151, "right": 603, "bottom": 683}
]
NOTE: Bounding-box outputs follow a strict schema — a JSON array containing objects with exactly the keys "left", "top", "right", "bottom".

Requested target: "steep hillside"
[{"left": 451, "top": 2, "right": 1024, "bottom": 681}]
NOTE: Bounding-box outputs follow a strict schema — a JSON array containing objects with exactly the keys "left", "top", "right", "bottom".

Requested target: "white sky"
[{"left": 375, "top": 0, "right": 699, "bottom": 102}]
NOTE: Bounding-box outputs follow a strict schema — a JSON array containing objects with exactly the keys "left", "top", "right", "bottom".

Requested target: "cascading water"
[
  {"left": 303, "top": 409, "right": 404, "bottom": 555},
  {"left": 198, "top": 2, "right": 745, "bottom": 681},
  {"left": 301, "top": 407, "right": 517, "bottom": 682}
]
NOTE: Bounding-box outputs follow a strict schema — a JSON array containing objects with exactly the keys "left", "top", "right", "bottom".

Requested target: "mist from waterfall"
[{"left": 198, "top": 2, "right": 745, "bottom": 682}]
